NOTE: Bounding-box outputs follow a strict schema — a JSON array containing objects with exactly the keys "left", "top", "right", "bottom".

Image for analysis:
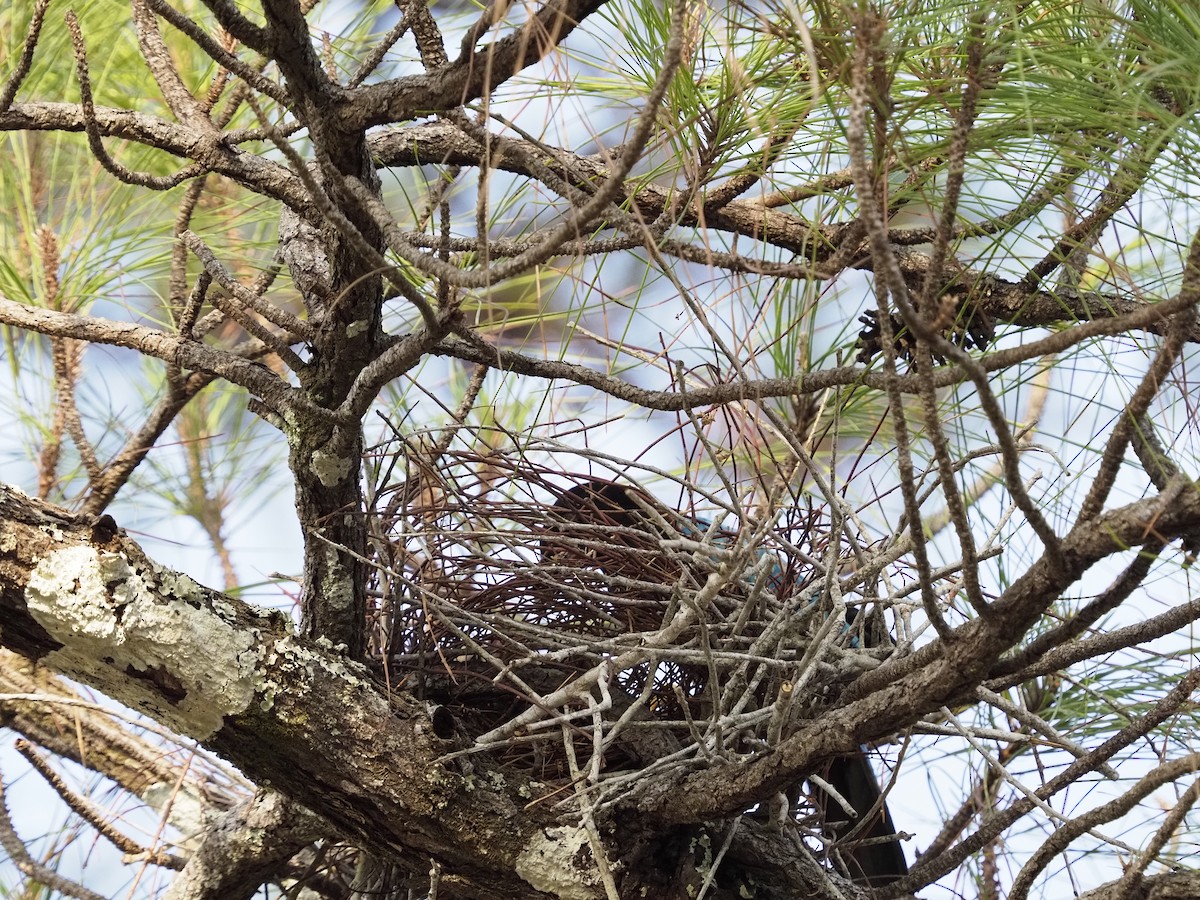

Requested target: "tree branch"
[
  {"left": 640, "top": 480, "right": 1200, "bottom": 825},
  {"left": 0, "top": 102, "right": 307, "bottom": 209},
  {"left": 345, "top": 0, "right": 614, "bottom": 130},
  {"left": 0, "top": 297, "right": 300, "bottom": 416},
  {"left": 0, "top": 484, "right": 572, "bottom": 899},
  {"left": 162, "top": 790, "right": 325, "bottom": 900}
]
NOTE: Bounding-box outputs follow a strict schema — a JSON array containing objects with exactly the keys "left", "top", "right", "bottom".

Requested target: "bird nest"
[{"left": 363, "top": 444, "right": 890, "bottom": 785}]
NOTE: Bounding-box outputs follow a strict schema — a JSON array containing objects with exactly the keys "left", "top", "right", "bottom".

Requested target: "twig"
[
  {"left": 15, "top": 740, "right": 185, "bottom": 870},
  {"left": 0, "top": 0, "right": 50, "bottom": 113},
  {"left": 0, "top": 766, "right": 107, "bottom": 900},
  {"left": 65, "top": 12, "right": 207, "bottom": 190}
]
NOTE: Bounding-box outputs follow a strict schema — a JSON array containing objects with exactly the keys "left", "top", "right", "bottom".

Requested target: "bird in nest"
[{"left": 539, "top": 477, "right": 909, "bottom": 888}]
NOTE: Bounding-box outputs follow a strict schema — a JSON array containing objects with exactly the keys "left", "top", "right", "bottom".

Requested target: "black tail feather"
[{"left": 822, "top": 752, "right": 908, "bottom": 887}]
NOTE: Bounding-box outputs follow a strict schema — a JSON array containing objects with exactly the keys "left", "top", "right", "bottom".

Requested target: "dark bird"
[{"left": 543, "top": 477, "right": 908, "bottom": 888}]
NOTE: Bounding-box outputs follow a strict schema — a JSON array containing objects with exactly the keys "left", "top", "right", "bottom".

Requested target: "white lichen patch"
[
  {"left": 310, "top": 447, "right": 352, "bottom": 486},
  {"left": 259, "top": 635, "right": 311, "bottom": 714},
  {"left": 257, "top": 632, "right": 370, "bottom": 715},
  {"left": 319, "top": 546, "right": 355, "bottom": 612},
  {"left": 515, "top": 826, "right": 600, "bottom": 900},
  {"left": 26, "top": 545, "right": 262, "bottom": 739}
]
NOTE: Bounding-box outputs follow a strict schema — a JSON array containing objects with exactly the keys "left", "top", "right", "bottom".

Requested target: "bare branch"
[
  {"left": 144, "top": 0, "right": 291, "bottom": 104},
  {"left": 0, "top": 0, "right": 50, "bottom": 113},
  {"left": 0, "top": 296, "right": 299, "bottom": 415},
  {"left": 131, "top": 0, "right": 219, "bottom": 128},
  {"left": 180, "top": 229, "right": 312, "bottom": 347},
  {"left": 0, "top": 102, "right": 307, "bottom": 208},
  {"left": 65, "top": 11, "right": 208, "bottom": 190},
  {"left": 1008, "top": 757, "right": 1200, "bottom": 900},
  {"left": 195, "top": 0, "right": 271, "bottom": 53},
  {"left": 346, "top": 0, "right": 615, "bottom": 129},
  {"left": 162, "top": 791, "right": 325, "bottom": 900},
  {"left": 0, "top": 767, "right": 107, "bottom": 900},
  {"left": 15, "top": 739, "right": 186, "bottom": 870}
]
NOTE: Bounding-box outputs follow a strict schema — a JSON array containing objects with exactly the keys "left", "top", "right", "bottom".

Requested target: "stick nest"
[{"left": 364, "top": 444, "right": 896, "bottom": 791}]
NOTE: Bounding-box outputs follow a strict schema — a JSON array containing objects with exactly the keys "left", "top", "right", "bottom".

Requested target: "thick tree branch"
[
  {"left": 0, "top": 484, "right": 576, "bottom": 899},
  {"left": 1077, "top": 871, "right": 1200, "bottom": 900},
  {"left": 162, "top": 790, "right": 325, "bottom": 900},
  {"left": 0, "top": 650, "right": 238, "bottom": 816},
  {"left": 345, "top": 0, "right": 614, "bottom": 129}
]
